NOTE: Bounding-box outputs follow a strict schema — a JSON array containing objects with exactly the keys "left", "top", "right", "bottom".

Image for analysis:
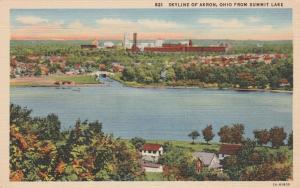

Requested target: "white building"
[
  {"left": 155, "top": 39, "right": 164, "bottom": 47},
  {"left": 180, "top": 41, "right": 189, "bottom": 46},
  {"left": 141, "top": 143, "right": 163, "bottom": 163},
  {"left": 103, "top": 41, "right": 114, "bottom": 48},
  {"left": 137, "top": 42, "right": 155, "bottom": 51},
  {"left": 123, "top": 33, "right": 132, "bottom": 49},
  {"left": 92, "top": 39, "right": 99, "bottom": 48}
]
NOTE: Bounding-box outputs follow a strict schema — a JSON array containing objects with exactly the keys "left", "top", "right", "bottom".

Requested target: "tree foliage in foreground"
[
  {"left": 158, "top": 145, "right": 196, "bottom": 180},
  {"left": 222, "top": 139, "right": 292, "bottom": 181},
  {"left": 10, "top": 104, "right": 144, "bottom": 181}
]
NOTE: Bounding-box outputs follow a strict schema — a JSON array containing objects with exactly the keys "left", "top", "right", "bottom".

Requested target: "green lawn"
[
  {"left": 50, "top": 75, "right": 100, "bottom": 84},
  {"left": 145, "top": 172, "right": 165, "bottom": 181},
  {"left": 11, "top": 74, "right": 100, "bottom": 87},
  {"left": 122, "top": 139, "right": 220, "bottom": 153},
  {"left": 145, "top": 140, "right": 220, "bottom": 153},
  {"left": 10, "top": 82, "right": 46, "bottom": 87}
]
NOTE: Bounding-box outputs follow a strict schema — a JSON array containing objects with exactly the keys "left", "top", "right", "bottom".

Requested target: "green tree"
[
  {"left": 231, "top": 123, "right": 245, "bottom": 144},
  {"left": 253, "top": 129, "right": 270, "bottom": 146},
  {"left": 10, "top": 104, "right": 32, "bottom": 128},
  {"left": 165, "top": 67, "right": 175, "bottom": 82},
  {"left": 10, "top": 104, "right": 144, "bottom": 181},
  {"left": 130, "top": 137, "right": 146, "bottom": 150},
  {"left": 42, "top": 114, "right": 61, "bottom": 140},
  {"left": 240, "top": 163, "right": 291, "bottom": 181},
  {"left": 222, "top": 139, "right": 256, "bottom": 180},
  {"left": 218, "top": 124, "right": 244, "bottom": 144},
  {"left": 88, "top": 120, "right": 103, "bottom": 135},
  {"left": 236, "top": 139, "right": 256, "bottom": 167},
  {"left": 269, "top": 127, "right": 287, "bottom": 148},
  {"left": 202, "top": 124, "right": 215, "bottom": 144},
  {"left": 222, "top": 155, "right": 239, "bottom": 180},
  {"left": 236, "top": 72, "right": 254, "bottom": 88},
  {"left": 122, "top": 66, "right": 136, "bottom": 81},
  {"left": 188, "top": 130, "right": 200, "bottom": 144},
  {"left": 162, "top": 141, "right": 173, "bottom": 153},
  {"left": 255, "top": 74, "right": 269, "bottom": 89},
  {"left": 287, "top": 132, "right": 293, "bottom": 149},
  {"left": 194, "top": 167, "right": 230, "bottom": 181},
  {"left": 218, "top": 125, "right": 231, "bottom": 143},
  {"left": 34, "top": 66, "right": 42, "bottom": 76},
  {"left": 159, "top": 147, "right": 196, "bottom": 180}
]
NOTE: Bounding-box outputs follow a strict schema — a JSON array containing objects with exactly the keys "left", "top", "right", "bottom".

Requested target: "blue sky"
[{"left": 10, "top": 9, "right": 292, "bottom": 40}]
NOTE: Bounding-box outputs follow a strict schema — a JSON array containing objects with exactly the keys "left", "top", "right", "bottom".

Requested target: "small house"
[
  {"left": 218, "top": 144, "right": 242, "bottom": 160},
  {"left": 192, "top": 152, "right": 222, "bottom": 172},
  {"left": 279, "top": 79, "right": 290, "bottom": 87},
  {"left": 141, "top": 143, "right": 163, "bottom": 163}
]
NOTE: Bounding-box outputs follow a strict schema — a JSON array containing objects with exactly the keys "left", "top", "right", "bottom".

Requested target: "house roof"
[
  {"left": 219, "top": 144, "right": 242, "bottom": 155},
  {"left": 279, "top": 79, "right": 289, "bottom": 84},
  {"left": 143, "top": 143, "right": 161, "bottom": 151},
  {"left": 193, "top": 152, "right": 216, "bottom": 166},
  {"left": 210, "top": 162, "right": 222, "bottom": 168}
]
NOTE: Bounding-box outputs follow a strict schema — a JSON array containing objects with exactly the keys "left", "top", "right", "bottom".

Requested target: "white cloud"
[
  {"left": 198, "top": 18, "right": 245, "bottom": 28},
  {"left": 190, "top": 16, "right": 291, "bottom": 40},
  {"left": 258, "top": 25, "right": 273, "bottom": 32},
  {"left": 11, "top": 16, "right": 291, "bottom": 40},
  {"left": 96, "top": 18, "right": 135, "bottom": 29},
  {"left": 137, "top": 19, "right": 181, "bottom": 30},
  {"left": 248, "top": 16, "right": 261, "bottom": 23},
  {"left": 16, "top": 16, "right": 48, "bottom": 25},
  {"left": 52, "top": 20, "right": 65, "bottom": 26},
  {"left": 96, "top": 18, "right": 183, "bottom": 32},
  {"left": 68, "top": 20, "right": 84, "bottom": 29}
]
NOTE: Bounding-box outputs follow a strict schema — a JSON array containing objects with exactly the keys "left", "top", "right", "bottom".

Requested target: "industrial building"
[
  {"left": 80, "top": 44, "right": 98, "bottom": 49},
  {"left": 126, "top": 33, "right": 227, "bottom": 53},
  {"left": 81, "top": 39, "right": 99, "bottom": 49}
]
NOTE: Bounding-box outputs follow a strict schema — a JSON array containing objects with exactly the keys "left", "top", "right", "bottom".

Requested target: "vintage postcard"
[{"left": 0, "top": 0, "right": 299, "bottom": 187}]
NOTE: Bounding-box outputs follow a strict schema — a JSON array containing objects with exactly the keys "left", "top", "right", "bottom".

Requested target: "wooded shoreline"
[{"left": 10, "top": 75, "right": 293, "bottom": 93}]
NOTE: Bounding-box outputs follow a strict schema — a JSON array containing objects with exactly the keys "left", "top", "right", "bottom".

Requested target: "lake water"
[{"left": 10, "top": 81, "right": 292, "bottom": 141}]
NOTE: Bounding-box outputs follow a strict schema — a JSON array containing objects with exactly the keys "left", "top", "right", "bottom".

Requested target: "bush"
[
  {"left": 240, "top": 164, "right": 291, "bottom": 181},
  {"left": 195, "top": 168, "right": 230, "bottom": 181}
]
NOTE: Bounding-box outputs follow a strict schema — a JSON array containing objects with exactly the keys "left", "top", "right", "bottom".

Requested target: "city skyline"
[{"left": 11, "top": 9, "right": 292, "bottom": 40}]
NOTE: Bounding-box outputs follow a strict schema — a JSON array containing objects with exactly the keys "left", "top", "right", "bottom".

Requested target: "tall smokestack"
[{"left": 133, "top": 33, "right": 137, "bottom": 48}]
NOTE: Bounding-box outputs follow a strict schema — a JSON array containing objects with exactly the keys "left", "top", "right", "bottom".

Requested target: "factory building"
[
  {"left": 81, "top": 44, "right": 97, "bottom": 49},
  {"left": 123, "top": 33, "right": 164, "bottom": 50},
  {"left": 129, "top": 33, "right": 139, "bottom": 52},
  {"left": 155, "top": 39, "right": 164, "bottom": 47},
  {"left": 81, "top": 39, "right": 99, "bottom": 49},
  {"left": 128, "top": 33, "right": 226, "bottom": 53}
]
